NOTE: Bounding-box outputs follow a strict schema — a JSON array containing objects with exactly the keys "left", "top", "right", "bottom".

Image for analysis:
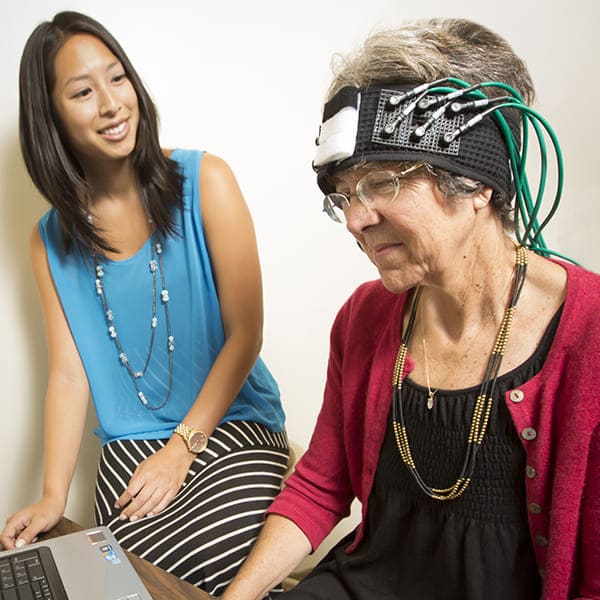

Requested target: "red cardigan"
[{"left": 268, "top": 261, "right": 600, "bottom": 600}]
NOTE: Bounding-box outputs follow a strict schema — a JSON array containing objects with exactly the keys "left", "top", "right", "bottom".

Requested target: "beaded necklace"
[
  {"left": 94, "top": 235, "right": 174, "bottom": 410},
  {"left": 391, "top": 245, "right": 528, "bottom": 500}
]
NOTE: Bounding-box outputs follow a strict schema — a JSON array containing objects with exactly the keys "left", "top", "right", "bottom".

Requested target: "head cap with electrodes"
[{"left": 313, "top": 78, "right": 569, "bottom": 260}]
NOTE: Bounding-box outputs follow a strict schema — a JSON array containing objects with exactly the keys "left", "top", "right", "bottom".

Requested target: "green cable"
[
  {"left": 414, "top": 78, "right": 573, "bottom": 263},
  {"left": 459, "top": 82, "right": 561, "bottom": 254}
]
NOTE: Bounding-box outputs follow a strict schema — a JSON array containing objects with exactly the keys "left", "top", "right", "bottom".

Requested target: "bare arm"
[
  {"left": 0, "top": 227, "right": 89, "bottom": 549},
  {"left": 117, "top": 153, "right": 269, "bottom": 520},
  {"left": 221, "top": 514, "right": 312, "bottom": 600},
  {"left": 182, "top": 152, "right": 265, "bottom": 432}
]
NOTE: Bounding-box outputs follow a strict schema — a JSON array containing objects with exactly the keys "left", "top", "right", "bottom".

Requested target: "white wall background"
[{"left": 1, "top": 0, "right": 598, "bottom": 562}]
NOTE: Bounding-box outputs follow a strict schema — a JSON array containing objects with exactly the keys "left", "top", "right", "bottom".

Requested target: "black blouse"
[{"left": 281, "top": 307, "right": 561, "bottom": 600}]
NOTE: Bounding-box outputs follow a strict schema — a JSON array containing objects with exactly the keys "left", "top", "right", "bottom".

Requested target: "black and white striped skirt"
[{"left": 94, "top": 421, "right": 289, "bottom": 596}]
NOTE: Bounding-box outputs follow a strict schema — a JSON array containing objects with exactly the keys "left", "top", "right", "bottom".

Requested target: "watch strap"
[{"left": 174, "top": 422, "right": 208, "bottom": 453}]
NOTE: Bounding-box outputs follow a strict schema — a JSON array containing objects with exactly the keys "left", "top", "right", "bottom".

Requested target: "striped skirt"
[{"left": 94, "top": 421, "right": 289, "bottom": 596}]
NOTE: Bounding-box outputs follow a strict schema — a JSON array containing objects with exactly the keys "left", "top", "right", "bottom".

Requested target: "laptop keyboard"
[{"left": 0, "top": 547, "right": 67, "bottom": 600}]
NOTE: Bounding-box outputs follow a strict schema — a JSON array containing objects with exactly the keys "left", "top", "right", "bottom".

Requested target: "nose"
[
  {"left": 344, "top": 195, "right": 381, "bottom": 235},
  {"left": 98, "top": 85, "right": 121, "bottom": 116}
]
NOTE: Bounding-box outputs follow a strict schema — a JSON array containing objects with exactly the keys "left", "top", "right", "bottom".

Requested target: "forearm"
[
  {"left": 221, "top": 514, "right": 312, "bottom": 600},
  {"left": 0, "top": 376, "right": 89, "bottom": 549}
]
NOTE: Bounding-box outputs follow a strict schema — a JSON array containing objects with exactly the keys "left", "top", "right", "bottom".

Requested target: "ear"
[{"left": 472, "top": 186, "right": 494, "bottom": 211}]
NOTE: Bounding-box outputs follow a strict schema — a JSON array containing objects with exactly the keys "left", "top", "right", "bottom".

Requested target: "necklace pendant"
[{"left": 427, "top": 391, "right": 435, "bottom": 410}]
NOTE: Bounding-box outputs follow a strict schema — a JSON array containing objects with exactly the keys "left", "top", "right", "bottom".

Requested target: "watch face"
[{"left": 189, "top": 431, "right": 208, "bottom": 453}]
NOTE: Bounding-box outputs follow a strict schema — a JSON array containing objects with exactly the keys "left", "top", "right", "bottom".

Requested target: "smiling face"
[
  {"left": 51, "top": 33, "right": 139, "bottom": 172},
  {"left": 334, "top": 165, "right": 482, "bottom": 294}
]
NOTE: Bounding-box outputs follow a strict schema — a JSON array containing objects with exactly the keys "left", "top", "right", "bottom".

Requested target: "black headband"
[{"left": 313, "top": 82, "right": 520, "bottom": 199}]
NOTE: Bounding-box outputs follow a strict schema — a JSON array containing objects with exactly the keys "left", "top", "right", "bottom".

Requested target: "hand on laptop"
[
  {"left": 0, "top": 496, "right": 64, "bottom": 550},
  {"left": 114, "top": 441, "right": 196, "bottom": 521}
]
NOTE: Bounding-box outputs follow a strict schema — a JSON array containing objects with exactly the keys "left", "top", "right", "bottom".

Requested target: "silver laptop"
[{"left": 0, "top": 526, "right": 152, "bottom": 599}]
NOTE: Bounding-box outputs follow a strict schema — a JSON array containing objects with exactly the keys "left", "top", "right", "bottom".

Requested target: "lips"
[
  {"left": 372, "top": 242, "right": 402, "bottom": 256},
  {"left": 365, "top": 242, "right": 405, "bottom": 266}
]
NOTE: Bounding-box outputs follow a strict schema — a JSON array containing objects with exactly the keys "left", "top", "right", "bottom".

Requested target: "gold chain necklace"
[{"left": 391, "top": 245, "right": 528, "bottom": 500}]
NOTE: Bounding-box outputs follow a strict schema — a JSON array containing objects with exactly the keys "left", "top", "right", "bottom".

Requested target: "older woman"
[{"left": 222, "top": 18, "right": 600, "bottom": 600}]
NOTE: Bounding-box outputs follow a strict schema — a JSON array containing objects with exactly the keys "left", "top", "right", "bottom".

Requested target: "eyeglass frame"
[{"left": 322, "top": 162, "right": 429, "bottom": 223}]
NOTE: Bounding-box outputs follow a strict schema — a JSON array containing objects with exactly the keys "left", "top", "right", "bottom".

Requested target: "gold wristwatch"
[{"left": 174, "top": 422, "right": 208, "bottom": 453}]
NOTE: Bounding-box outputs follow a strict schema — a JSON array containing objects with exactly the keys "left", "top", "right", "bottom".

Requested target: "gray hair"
[
  {"left": 325, "top": 19, "right": 534, "bottom": 230},
  {"left": 328, "top": 19, "right": 534, "bottom": 103}
]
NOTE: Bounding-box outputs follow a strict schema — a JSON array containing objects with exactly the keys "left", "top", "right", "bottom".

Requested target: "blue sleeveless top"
[{"left": 39, "top": 149, "right": 285, "bottom": 444}]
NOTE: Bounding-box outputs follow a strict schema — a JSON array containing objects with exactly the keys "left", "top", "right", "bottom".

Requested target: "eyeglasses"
[{"left": 322, "top": 162, "right": 427, "bottom": 224}]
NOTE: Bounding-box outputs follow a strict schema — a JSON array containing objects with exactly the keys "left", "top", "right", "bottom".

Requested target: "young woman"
[{"left": 0, "top": 11, "right": 288, "bottom": 597}]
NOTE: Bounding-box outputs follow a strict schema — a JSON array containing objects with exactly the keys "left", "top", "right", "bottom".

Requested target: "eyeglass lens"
[{"left": 323, "top": 171, "right": 400, "bottom": 224}]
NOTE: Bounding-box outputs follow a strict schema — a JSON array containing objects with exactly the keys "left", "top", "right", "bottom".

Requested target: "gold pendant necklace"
[
  {"left": 422, "top": 337, "right": 437, "bottom": 410},
  {"left": 391, "top": 245, "right": 528, "bottom": 500}
]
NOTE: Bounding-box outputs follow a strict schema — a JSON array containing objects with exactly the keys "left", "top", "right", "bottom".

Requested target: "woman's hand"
[
  {"left": 115, "top": 442, "right": 195, "bottom": 521},
  {"left": 0, "top": 496, "right": 64, "bottom": 550}
]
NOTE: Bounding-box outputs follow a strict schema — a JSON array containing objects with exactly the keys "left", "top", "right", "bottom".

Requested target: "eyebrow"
[{"left": 62, "top": 60, "right": 122, "bottom": 88}]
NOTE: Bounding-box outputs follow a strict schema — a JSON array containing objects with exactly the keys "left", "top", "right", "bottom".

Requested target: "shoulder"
[
  {"left": 199, "top": 153, "right": 239, "bottom": 187},
  {"left": 562, "top": 261, "right": 600, "bottom": 323},
  {"left": 549, "top": 261, "right": 600, "bottom": 366},
  {"left": 564, "top": 260, "right": 600, "bottom": 289},
  {"left": 29, "top": 222, "right": 52, "bottom": 286},
  {"left": 198, "top": 153, "right": 249, "bottom": 220},
  {"left": 34, "top": 208, "right": 59, "bottom": 249},
  {"left": 30, "top": 222, "right": 44, "bottom": 255},
  {"left": 165, "top": 148, "right": 238, "bottom": 187}
]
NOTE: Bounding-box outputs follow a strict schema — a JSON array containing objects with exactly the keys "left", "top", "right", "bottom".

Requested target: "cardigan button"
[
  {"left": 534, "top": 534, "right": 548, "bottom": 546},
  {"left": 521, "top": 427, "right": 537, "bottom": 441},
  {"left": 528, "top": 502, "right": 542, "bottom": 514},
  {"left": 525, "top": 465, "right": 537, "bottom": 479},
  {"left": 509, "top": 389, "right": 525, "bottom": 403}
]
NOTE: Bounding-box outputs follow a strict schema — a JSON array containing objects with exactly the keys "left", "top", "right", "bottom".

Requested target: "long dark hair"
[{"left": 19, "top": 11, "right": 184, "bottom": 253}]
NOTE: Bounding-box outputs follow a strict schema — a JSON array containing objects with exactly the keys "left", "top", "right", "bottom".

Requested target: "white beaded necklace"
[{"left": 94, "top": 234, "right": 175, "bottom": 410}]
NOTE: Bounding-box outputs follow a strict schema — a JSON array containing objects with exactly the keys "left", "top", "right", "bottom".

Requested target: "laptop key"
[
  {"left": 0, "top": 577, "right": 15, "bottom": 590},
  {"left": 27, "top": 563, "right": 45, "bottom": 582},
  {"left": 2, "top": 587, "right": 19, "bottom": 600},
  {"left": 15, "top": 583, "right": 35, "bottom": 600},
  {"left": 31, "top": 580, "right": 44, "bottom": 598}
]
